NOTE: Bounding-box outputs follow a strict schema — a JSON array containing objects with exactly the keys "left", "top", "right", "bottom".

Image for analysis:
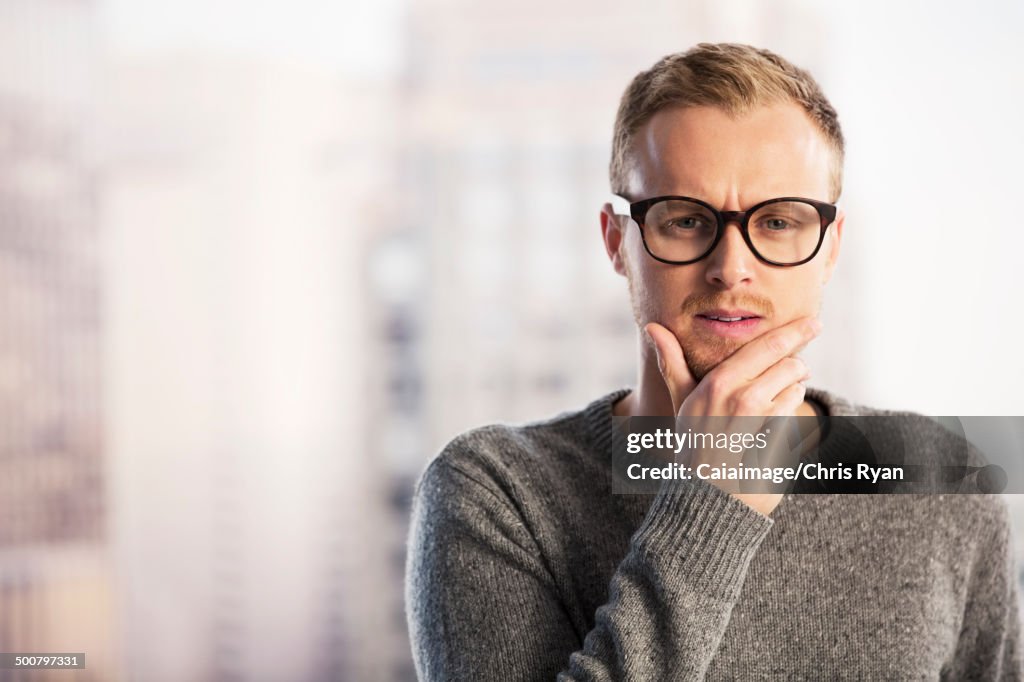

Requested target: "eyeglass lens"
[{"left": 642, "top": 199, "right": 822, "bottom": 264}]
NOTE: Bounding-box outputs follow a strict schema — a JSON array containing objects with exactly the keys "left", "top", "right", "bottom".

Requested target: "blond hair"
[{"left": 610, "top": 43, "right": 844, "bottom": 202}]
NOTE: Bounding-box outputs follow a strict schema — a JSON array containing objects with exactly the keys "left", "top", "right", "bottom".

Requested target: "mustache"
[{"left": 680, "top": 292, "right": 775, "bottom": 318}]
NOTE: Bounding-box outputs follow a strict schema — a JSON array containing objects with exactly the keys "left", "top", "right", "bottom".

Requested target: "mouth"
[{"left": 693, "top": 309, "right": 763, "bottom": 338}]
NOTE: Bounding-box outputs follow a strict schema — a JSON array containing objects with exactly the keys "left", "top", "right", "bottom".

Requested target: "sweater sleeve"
[
  {"left": 405, "top": 453, "right": 774, "bottom": 681},
  {"left": 942, "top": 495, "right": 1023, "bottom": 680}
]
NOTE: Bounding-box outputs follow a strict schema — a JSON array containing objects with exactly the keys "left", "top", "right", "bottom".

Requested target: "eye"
[
  {"left": 760, "top": 217, "right": 791, "bottom": 231},
  {"left": 668, "top": 216, "right": 709, "bottom": 230}
]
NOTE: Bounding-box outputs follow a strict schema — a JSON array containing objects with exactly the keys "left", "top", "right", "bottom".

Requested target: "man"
[{"left": 405, "top": 43, "right": 1023, "bottom": 679}]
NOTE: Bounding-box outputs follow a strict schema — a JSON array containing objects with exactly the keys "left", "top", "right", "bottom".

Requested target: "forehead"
[{"left": 629, "top": 103, "right": 834, "bottom": 205}]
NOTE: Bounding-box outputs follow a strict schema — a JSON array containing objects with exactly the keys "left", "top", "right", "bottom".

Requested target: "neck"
[{"left": 612, "top": 329, "right": 819, "bottom": 419}]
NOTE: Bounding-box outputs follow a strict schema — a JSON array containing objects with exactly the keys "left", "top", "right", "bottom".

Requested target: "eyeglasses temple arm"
[{"left": 609, "top": 194, "right": 632, "bottom": 217}]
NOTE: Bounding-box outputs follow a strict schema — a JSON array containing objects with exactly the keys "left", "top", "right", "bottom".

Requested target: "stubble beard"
[
  {"left": 676, "top": 331, "right": 744, "bottom": 381},
  {"left": 625, "top": 265, "right": 771, "bottom": 382}
]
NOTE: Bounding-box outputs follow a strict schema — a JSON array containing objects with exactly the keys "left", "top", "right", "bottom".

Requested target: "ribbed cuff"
[{"left": 631, "top": 479, "right": 774, "bottom": 602}]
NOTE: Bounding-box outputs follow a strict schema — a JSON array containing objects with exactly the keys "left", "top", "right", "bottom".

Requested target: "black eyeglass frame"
[{"left": 610, "top": 194, "right": 838, "bottom": 267}]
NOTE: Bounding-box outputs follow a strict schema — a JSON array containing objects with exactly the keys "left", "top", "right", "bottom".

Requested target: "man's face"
[{"left": 602, "top": 102, "right": 844, "bottom": 380}]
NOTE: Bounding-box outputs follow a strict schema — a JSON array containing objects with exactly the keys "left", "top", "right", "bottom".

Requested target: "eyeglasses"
[{"left": 610, "top": 194, "right": 838, "bottom": 267}]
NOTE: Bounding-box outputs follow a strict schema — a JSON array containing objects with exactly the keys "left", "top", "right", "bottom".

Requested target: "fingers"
[
  {"left": 742, "top": 356, "right": 809, "bottom": 408},
  {"left": 647, "top": 316, "right": 819, "bottom": 420},
  {"left": 768, "top": 381, "right": 807, "bottom": 416},
  {"left": 644, "top": 322, "right": 697, "bottom": 414},
  {"left": 723, "top": 316, "right": 821, "bottom": 383},
  {"left": 660, "top": 316, "right": 820, "bottom": 516}
]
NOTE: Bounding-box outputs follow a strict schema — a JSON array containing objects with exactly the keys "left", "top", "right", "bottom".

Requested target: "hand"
[{"left": 645, "top": 316, "right": 821, "bottom": 516}]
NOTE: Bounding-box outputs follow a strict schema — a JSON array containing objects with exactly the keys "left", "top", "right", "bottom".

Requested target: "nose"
[{"left": 704, "top": 220, "right": 755, "bottom": 288}]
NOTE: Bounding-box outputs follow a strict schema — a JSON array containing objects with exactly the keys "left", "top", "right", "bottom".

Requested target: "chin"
[{"left": 682, "top": 338, "right": 745, "bottom": 381}]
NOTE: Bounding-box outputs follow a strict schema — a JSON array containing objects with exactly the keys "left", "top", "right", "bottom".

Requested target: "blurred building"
[
  {"left": 103, "top": 56, "right": 404, "bottom": 681},
  {"left": 0, "top": 1, "right": 116, "bottom": 680}
]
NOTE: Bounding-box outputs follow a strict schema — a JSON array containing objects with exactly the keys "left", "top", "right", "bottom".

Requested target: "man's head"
[
  {"left": 609, "top": 43, "right": 845, "bottom": 201},
  {"left": 601, "top": 43, "right": 845, "bottom": 380}
]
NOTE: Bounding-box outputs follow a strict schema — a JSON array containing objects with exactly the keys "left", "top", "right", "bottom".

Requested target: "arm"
[
  {"left": 405, "top": 317, "right": 819, "bottom": 679},
  {"left": 405, "top": 454, "right": 773, "bottom": 681},
  {"left": 942, "top": 496, "right": 1023, "bottom": 680}
]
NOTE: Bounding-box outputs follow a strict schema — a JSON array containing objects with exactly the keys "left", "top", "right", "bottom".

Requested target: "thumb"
[{"left": 644, "top": 322, "right": 697, "bottom": 415}]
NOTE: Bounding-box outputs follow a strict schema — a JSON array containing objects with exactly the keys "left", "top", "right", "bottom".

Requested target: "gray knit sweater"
[{"left": 405, "top": 387, "right": 1023, "bottom": 680}]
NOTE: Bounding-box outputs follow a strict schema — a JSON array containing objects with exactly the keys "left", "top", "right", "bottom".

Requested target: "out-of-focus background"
[{"left": 1, "top": 0, "right": 1022, "bottom": 680}]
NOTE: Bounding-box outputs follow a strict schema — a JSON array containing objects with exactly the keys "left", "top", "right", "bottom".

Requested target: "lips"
[
  {"left": 695, "top": 308, "right": 762, "bottom": 321},
  {"left": 693, "top": 309, "right": 764, "bottom": 339}
]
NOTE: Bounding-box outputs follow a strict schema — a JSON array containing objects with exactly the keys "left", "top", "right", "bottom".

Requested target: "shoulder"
[
  {"left": 424, "top": 412, "right": 581, "bottom": 483},
  {"left": 810, "top": 386, "right": 989, "bottom": 465},
  {"left": 809, "top": 386, "right": 942, "bottom": 421},
  {"left": 810, "top": 387, "right": 1008, "bottom": 520},
  {"left": 412, "top": 390, "right": 623, "bottom": 506}
]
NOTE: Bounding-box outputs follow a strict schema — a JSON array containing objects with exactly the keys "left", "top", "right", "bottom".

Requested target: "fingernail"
[{"left": 811, "top": 318, "right": 823, "bottom": 334}]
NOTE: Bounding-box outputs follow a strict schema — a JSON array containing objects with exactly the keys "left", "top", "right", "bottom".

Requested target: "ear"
[
  {"left": 600, "top": 203, "right": 628, "bottom": 277},
  {"left": 822, "top": 208, "right": 844, "bottom": 285}
]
